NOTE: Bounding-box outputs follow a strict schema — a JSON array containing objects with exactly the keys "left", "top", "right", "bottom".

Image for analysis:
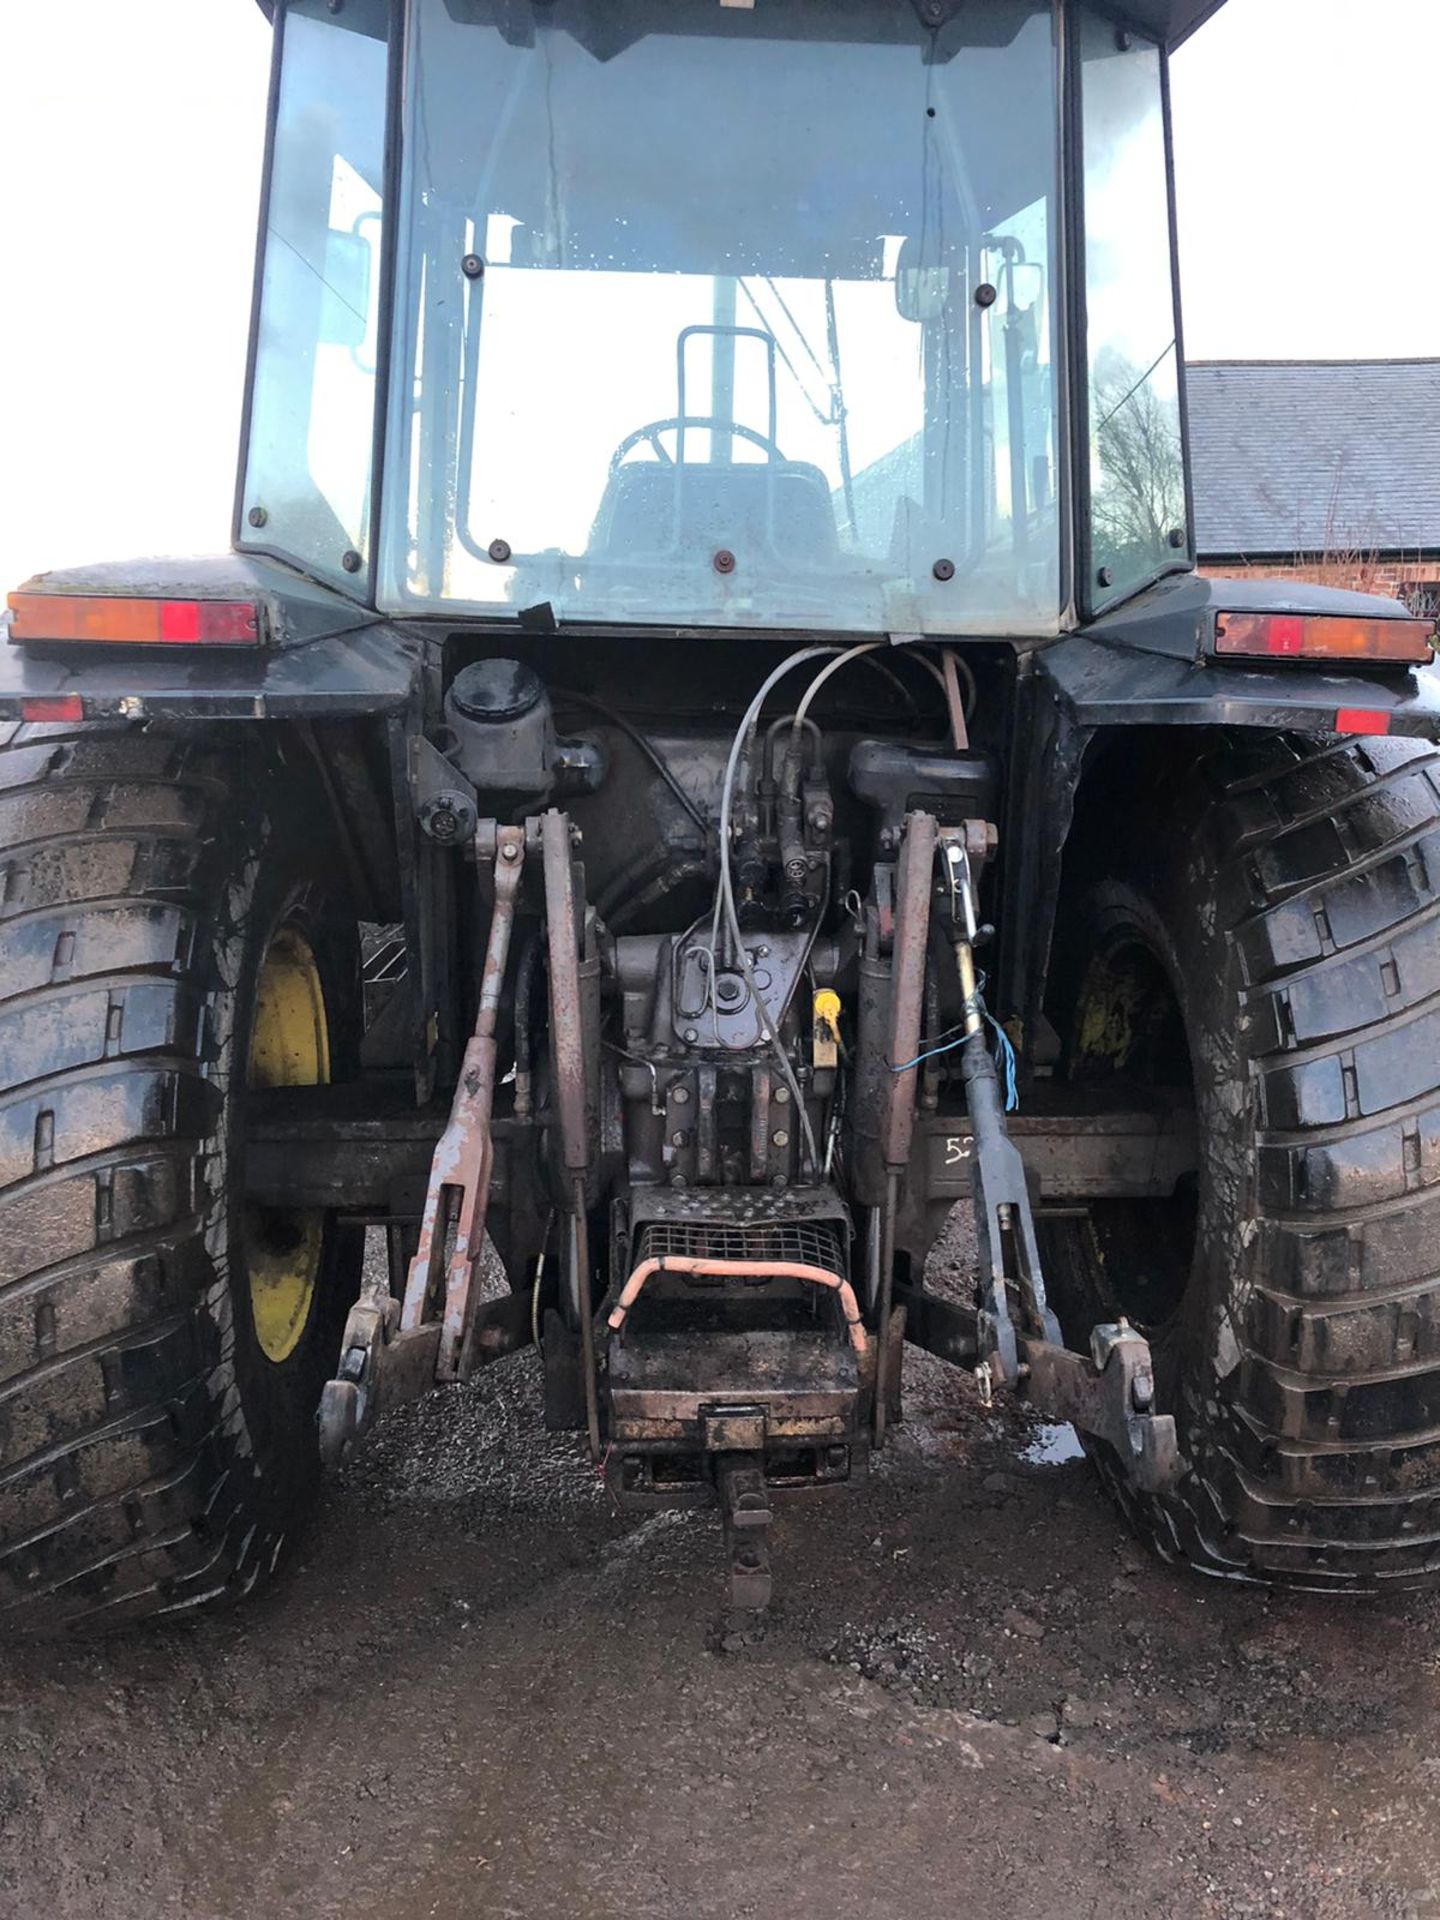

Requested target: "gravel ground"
[{"left": 4, "top": 1214, "right": 1440, "bottom": 1919}]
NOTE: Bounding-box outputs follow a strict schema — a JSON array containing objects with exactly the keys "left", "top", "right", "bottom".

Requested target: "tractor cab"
[{"left": 240, "top": 0, "right": 1204, "bottom": 637}]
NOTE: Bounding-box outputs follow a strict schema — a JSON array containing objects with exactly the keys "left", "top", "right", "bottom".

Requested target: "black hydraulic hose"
[
  {"left": 608, "top": 859, "right": 709, "bottom": 931},
  {"left": 554, "top": 690, "right": 709, "bottom": 834},
  {"left": 597, "top": 841, "right": 705, "bottom": 923}
]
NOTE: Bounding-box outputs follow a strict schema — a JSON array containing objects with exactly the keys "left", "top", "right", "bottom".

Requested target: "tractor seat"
[{"left": 589, "top": 459, "right": 840, "bottom": 565}]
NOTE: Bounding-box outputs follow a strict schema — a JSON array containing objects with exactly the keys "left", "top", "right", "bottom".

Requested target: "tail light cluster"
[
  {"left": 7, "top": 593, "right": 262, "bottom": 648},
  {"left": 1214, "top": 610, "right": 1434, "bottom": 666}
]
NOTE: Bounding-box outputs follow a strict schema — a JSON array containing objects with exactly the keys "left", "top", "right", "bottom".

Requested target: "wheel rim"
[{"left": 245, "top": 924, "right": 330, "bottom": 1364}]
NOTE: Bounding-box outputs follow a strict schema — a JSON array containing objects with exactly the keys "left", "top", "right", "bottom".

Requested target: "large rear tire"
[
  {"left": 0, "top": 720, "right": 362, "bottom": 1631},
  {"left": 1043, "top": 732, "right": 1440, "bottom": 1592}
]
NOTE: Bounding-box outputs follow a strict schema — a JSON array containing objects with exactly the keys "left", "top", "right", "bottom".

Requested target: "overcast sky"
[{"left": 0, "top": 0, "right": 1434, "bottom": 592}]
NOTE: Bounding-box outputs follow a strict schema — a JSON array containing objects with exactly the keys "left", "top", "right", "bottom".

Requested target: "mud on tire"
[
  {"left": 1043, "top": 732, "right": 1440, "bottom": 1593},
  {"left": 0, "top": 720, "right": 362, "bottom": 1631}
]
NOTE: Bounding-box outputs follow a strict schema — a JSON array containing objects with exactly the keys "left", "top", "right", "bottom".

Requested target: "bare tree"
[{"left": 1091, "top": 351, "right": 1185, "bottom": 580}]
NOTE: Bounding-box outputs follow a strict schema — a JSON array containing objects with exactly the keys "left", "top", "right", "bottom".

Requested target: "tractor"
[{"left": 3, "top": 0, "right": 1438, "bottom": 1630}]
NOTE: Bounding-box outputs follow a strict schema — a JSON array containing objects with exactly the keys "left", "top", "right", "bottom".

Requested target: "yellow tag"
[{"left": 812, "top": 988, "right": 841, "bottom": 1070}]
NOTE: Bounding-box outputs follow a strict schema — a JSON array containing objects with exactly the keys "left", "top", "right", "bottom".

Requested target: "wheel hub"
[{"left": 245, "top": 924, "right": 330, "bottom": 1364}]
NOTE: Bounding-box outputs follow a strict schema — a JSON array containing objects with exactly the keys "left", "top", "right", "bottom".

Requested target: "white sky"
[{"left": 0, "top": 0, "right": 1434, "bottom": 594}]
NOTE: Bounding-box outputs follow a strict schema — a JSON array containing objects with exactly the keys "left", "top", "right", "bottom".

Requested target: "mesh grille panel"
[{"left": 635, "top": 1218, "right": 845, "bottom": 1278}]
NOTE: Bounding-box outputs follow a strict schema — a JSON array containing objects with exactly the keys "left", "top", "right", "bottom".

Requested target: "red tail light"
[
  {"left": 1215, "top": 611, "right": 1433, "bottom": 666},
  {"left": 7, "top": 594, "right": 262, "bottom": 648}
]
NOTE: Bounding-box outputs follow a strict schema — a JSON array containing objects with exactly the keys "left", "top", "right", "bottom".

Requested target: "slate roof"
[{"left": 1187, "top": 359, "right": 1440, "bottom": 559}]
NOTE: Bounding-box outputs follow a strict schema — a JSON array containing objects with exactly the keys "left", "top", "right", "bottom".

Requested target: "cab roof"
[
  {"left": 254, "top": 0, "right": 1227, "bottom": 50},
  {"left": 1130, "top": 0, "right": 1227, "bottom": 43}
]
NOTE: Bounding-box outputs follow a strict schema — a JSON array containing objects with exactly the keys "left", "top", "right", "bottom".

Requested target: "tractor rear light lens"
[
  {"left": 6, "top": 593, "right": 262, "bottom": 647},
  {"left": 1215, "top": 611, "right": 1434, "bottom": 665},
  {"left": 19, "top": 694, "right": 84, "bottom": 723}
]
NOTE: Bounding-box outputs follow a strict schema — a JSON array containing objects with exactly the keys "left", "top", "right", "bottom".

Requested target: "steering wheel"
[{"left": 608, "top": 416, "right": 788, "bottom": 474}]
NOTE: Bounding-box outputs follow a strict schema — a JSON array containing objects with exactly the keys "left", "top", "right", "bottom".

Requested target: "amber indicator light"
[
  {"left": 7, "top": 594, "right": 262, "bottom": 647},
  {"left": 1215, "top": 611, "right": 1433, "bottom": 666}
]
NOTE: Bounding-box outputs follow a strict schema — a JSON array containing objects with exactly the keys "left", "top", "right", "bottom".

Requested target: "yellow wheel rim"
[{"left": 246, "top": 925, "right": 330, "bottom": 1364}]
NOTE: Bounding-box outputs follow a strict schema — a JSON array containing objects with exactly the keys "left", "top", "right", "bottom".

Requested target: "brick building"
[{"left": 1187, "top": 358, "right": 1440, "bottom": 616}]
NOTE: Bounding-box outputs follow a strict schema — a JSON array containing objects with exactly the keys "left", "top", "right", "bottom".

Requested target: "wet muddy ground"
[{"left": 4, "top": 1219, "right": 1440, "bottom": 1919}]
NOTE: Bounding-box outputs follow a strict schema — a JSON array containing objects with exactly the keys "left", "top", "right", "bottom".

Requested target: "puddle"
[{"left": 1020, "top": 1422, "right": 1084, "bottom": 1466}]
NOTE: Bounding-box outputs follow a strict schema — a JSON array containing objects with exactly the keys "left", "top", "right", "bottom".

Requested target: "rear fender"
[
  {"left": 0, "top": 553, "right": 421, "bottom": 721},
  {"left": 999, "top": 572, "right": 1440, "bottom": 1061}
]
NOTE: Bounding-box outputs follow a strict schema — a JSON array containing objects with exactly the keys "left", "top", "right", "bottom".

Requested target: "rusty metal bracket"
[
  {"left": 1021, "top": 1323, "right": 1181, "bottom": 1494},
  {"left": 401, "top": 823, "right": 526, "bottom": 1380},
  {"left": 702, "top": 1405, "right": 767, "bottom": 1453},
  {"left": 318, "top": 1300, "right": 443, "bottom": 1470},
  {"left": 317, "top": 821, "right": 527, "bottom": 1467},
  {"left": 717, "top": 1453, "right": 773, "bottom": 1610},
  {"left": 410, "top": 733, "right": 479, "bottom": 848},
  {"left": 542, "top": 809, "right": 603, "bottom": 1460}
]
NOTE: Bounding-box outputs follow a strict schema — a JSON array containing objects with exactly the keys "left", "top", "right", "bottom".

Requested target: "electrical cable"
[
  {"left": 531, "top": 1250, "right": 544, "bottom": 1352},
  {"left": 530, "top": 1210, "right": 555, "bottom": 1353},
  {"left": 789, "top": 640, "right": 887, "bottom": 738},
  {"left": 987, "top": 1012, "right": 1020, "bottom": 1114},
  {"left": 889, "top": 967, "right": 1018, "bottom": 1113},
  {"left": 890, "top": 646, "right": 977, "bottom": 725},
  {"left": 854, "top": 652, "right": 923, "bottom": 720},
  {"left": 890, "top": 1021, "right": 970, "bottom": 1075}
]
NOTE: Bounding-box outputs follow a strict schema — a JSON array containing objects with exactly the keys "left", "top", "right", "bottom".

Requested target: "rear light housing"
[
  {"left": 6, "top": 593, "right": 263, "bottom": 648},
  {"left": 1215, "top": 610, "right": 1435, "bottom": 666}
]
